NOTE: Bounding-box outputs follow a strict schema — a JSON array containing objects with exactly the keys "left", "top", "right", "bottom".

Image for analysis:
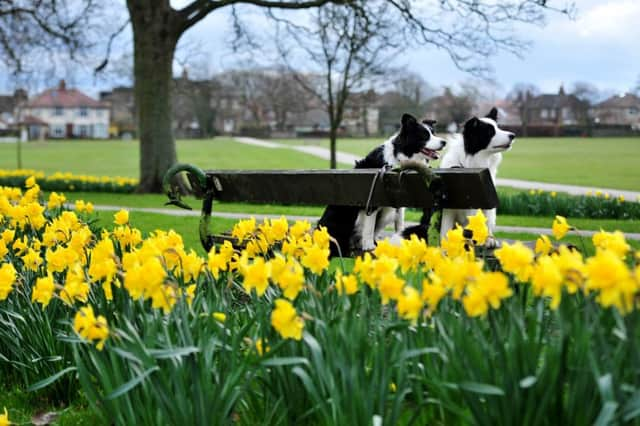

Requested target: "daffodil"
[
  {"left": 397, "top": 286, "right": 423, "bottom": 323},
  {"left": 378, "top": 273, "right": 404, "bottom": 304},
  {"left": 73, "top": 305, "right": 109, "bottom": 350},
  {"left": 231, "top": 217, "right": 256, "bottom": 241},
  {"left": 335, "top": 269, "right": 359, "bottom": 295},
  {"left": 421, "top": 273, "right": 447, "bottom": 311},
  {"left": 494, "top": 241, "right": 534, "bottom": 282},
  {"left": 465, "top": 210, "right": 489, "bottom": 245},
  {"left": 0, "top": 406, "right": 10, "bottom": 426},
  {"left": 585, "top": 249, "right": 636, "bottom": 314},
  {"left": 289, "top": 220, "right": 311, "bottom": 239},
  {"left": 271, "top": 299, "right": 304, "bottom": 340},
  {"left": 113, "top": 209, "right": 129, "bottom": 225},
  {"left": 530, "top": 256, "right": 563, "bottom": 309},
  {"left": 301, "top": 245, "right": 330, "bottom": 275},
  {"left": 213, "top": 312, "right": 226, "bottom": 323},
  {"left": 397, "top": 235, "right": 428, "bottom": 272},
  {"left": 551, "top": 216, "right": 571, "bottom": 240},
  {"left": 441, "top": 225, "right": 467, "bottom": 258},
  {"left": 592, "top": 230, "right": 630, "bottom": 258},
  {"left": 535, "top": 235, "right": 553, "bottom": 255},
  {"left": 241, "top": 257, "right": 271, "bottom": 296},
  {"left": 31, "top": 274, "right": 56, "bottom": 308},
  {"left": 0, "top": 263, "right": 17, "bottom": 301}
]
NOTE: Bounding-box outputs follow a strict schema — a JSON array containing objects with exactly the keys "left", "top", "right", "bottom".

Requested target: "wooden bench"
[{"left": 162, "top": 163, "right": 499, "bottom": 254}]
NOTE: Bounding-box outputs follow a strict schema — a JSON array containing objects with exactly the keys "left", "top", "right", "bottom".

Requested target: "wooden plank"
[{"left": 204, "top": 168, "right": 498, "bottom": 209}]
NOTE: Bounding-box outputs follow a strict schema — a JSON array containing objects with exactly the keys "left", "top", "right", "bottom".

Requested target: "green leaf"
[
  {"left": 459, "top": 382, "right": 505, "bottom": 396},
  {"left": 622, "top": 390, "right": 640, "bottom": 421},
  {"left": 400, "top": 347, "right": 447, "bottom": 362},
  {"left": 106, "top": 366, "right": 160, "bottom": 400},
  {"left": 519, "top": 376, "right": 537, "bottom": 389},
  {"left": 27, "top": 366, "right": 77, "bottom": 392},
  {"left": 594, "top": 401, "right": 618, "bottom": 426},
  {"left": 261, "top": 357, "right": 309, "bottom": 367},
  {"left": 148, "top": 346, "right": 200, "bottom": 359},
  {"left": 112, "top": 348, "right": 144, "bottom": 365}
]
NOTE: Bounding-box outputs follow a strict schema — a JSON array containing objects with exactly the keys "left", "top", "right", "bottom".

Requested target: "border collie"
[
  {"left": 439, "top": 107, "right": 515, "bottom": 247},
  {"left": 318, "top": 113, "right": 446, "bottom": 257}
]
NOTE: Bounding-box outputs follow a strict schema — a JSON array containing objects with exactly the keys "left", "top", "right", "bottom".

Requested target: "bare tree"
[
  {"left": 258, "top": 67, "right": 310, "bottom": 132},
  {"left": 392, "top": 70, "right": 433, "bottom": 108},
  {"left": 275, "top": 1, "right": 402, "bottom": 168},
  {"left": 508, "top": 82, "right": 541, "bottom": 137},
  {"left": 0, "top": 0, "right": 109, "bottom": 87},
  {"left": 570, "top": 81, "right": 601, "bottom": 104}
]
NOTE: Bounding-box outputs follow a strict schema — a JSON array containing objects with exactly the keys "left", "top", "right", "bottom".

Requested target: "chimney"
[
  {"left": 558, "top": 85, "right": 565, "bottom": 96},
  {"left": 59, "top": 80, "right": 66, "bottom": 90}
]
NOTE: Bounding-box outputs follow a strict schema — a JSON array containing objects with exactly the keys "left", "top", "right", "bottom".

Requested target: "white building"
[{"left": 18, "top": 80, "right": 110, "bottom": 140}]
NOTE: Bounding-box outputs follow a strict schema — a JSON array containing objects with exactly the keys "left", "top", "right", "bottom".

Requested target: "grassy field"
[
  {"left": 2, "top": 136, "right": 639, "bottom": 190},
  {"left": 278, "top": 137, "right": 640, "bottom": 191},
  {"left": 0, "top": 138, "right": 328, "bottom": 177}
]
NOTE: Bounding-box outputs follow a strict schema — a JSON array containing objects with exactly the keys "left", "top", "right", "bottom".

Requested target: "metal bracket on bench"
[
  {"left": 162, "top": 163, "right": 208, "bottom": 210},
  {"left": 163, "top": 163, "right": 216, "bottom": 252}
]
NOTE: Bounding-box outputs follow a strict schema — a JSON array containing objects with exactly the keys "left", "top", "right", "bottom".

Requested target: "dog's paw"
[
  {"left": 484, "top": 236, "right": 501, "bottom": 249},
  {"left": 361, "top": 240, "right": 376, "bottom": 252}
]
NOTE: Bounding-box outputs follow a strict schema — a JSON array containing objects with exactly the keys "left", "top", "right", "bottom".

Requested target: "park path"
[
  {"left": 232, "top": 137, "right": 640, "bottom": 199},
  {"left": 83, "top": 203, "right": 640, "bottom": 241}
]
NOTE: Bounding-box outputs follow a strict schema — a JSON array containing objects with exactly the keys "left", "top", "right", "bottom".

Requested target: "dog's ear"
[
  {"left": 401, "top": 113, "right": 417, "bottom": 127},
  {"left": 486, "top": 107, "right": 498, "bottom": 121},
  {"left": 465, "top": 116, "right": 479, "bottom": 129}
]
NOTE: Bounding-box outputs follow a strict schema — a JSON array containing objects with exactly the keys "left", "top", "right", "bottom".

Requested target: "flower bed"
[
  {"left": 0, "top": 169, "right": 137, "bottom": 193},
  {"left": 498, "top": 188, "right": 640, "bottom": 219},
  {"left": 1, "top": 178, "right": 639, "bottom": 425}
]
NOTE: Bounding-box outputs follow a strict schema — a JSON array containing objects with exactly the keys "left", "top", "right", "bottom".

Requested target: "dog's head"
[
  {"left": 462, "top": 107, "right": 516, "bottom": 155},
  {"left": 394, "top": 113, "right": 447, "bottom": 161}
]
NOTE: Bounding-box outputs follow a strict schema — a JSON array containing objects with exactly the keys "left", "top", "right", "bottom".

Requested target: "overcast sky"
[
  {"left": 178, "top": 0, "right": 639, "bottom": 97},
  {"left": 3, "top": 0, "right": 639, "bottom": 98}
]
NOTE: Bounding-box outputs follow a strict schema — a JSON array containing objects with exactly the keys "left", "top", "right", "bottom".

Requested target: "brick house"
[{"left": 19, "top": 80, "right": 110, "bottom": 139}]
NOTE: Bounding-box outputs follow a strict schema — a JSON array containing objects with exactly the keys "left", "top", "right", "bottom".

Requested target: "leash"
[{"left": 364, "top": 166, "right": 390, "bottom": 216}]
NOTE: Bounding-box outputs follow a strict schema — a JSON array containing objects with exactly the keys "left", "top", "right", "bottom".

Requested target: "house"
[
  {"left": 591, "top": 93, "right": 640, "bottom": 128},
  {"left": 99, "top": 86, "right": 136, "bottom": 138},
  {"left": 523, "top": 86, "right": 587, "bottom": 126},
  {"left": 18, "top": 80, "right": 110, "bottom": 139}
]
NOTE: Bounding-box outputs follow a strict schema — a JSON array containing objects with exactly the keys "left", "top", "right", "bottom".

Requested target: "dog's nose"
[
  {"left": 441, "top": 139, "right": 447, "bottom": 147},
  {"left": 508, "top": 133, "right": 515, "bottom": 141}
]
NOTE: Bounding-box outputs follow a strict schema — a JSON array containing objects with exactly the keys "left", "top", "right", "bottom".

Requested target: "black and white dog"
[
  {"left": 318, "top": 113, "right": 447, "bottom": 257},
  {"left": 439, "top": 107, "right": 515, "bottom": 246}
]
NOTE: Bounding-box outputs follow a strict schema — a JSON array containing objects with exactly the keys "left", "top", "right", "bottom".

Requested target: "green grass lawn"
[
  {"left": 3, "top": 136, "right": 639, "bottom": 190},
  {"left": 0, "top": 138, "right": 328, "bottom": 177}
]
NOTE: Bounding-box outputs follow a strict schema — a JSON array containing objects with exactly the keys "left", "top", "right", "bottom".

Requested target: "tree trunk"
[
  {"left": 128, "top": 1, "right": 179, "bottom": 193},
  {"left": 329, "top": 125, "right": 338, "bottom": 169}
]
